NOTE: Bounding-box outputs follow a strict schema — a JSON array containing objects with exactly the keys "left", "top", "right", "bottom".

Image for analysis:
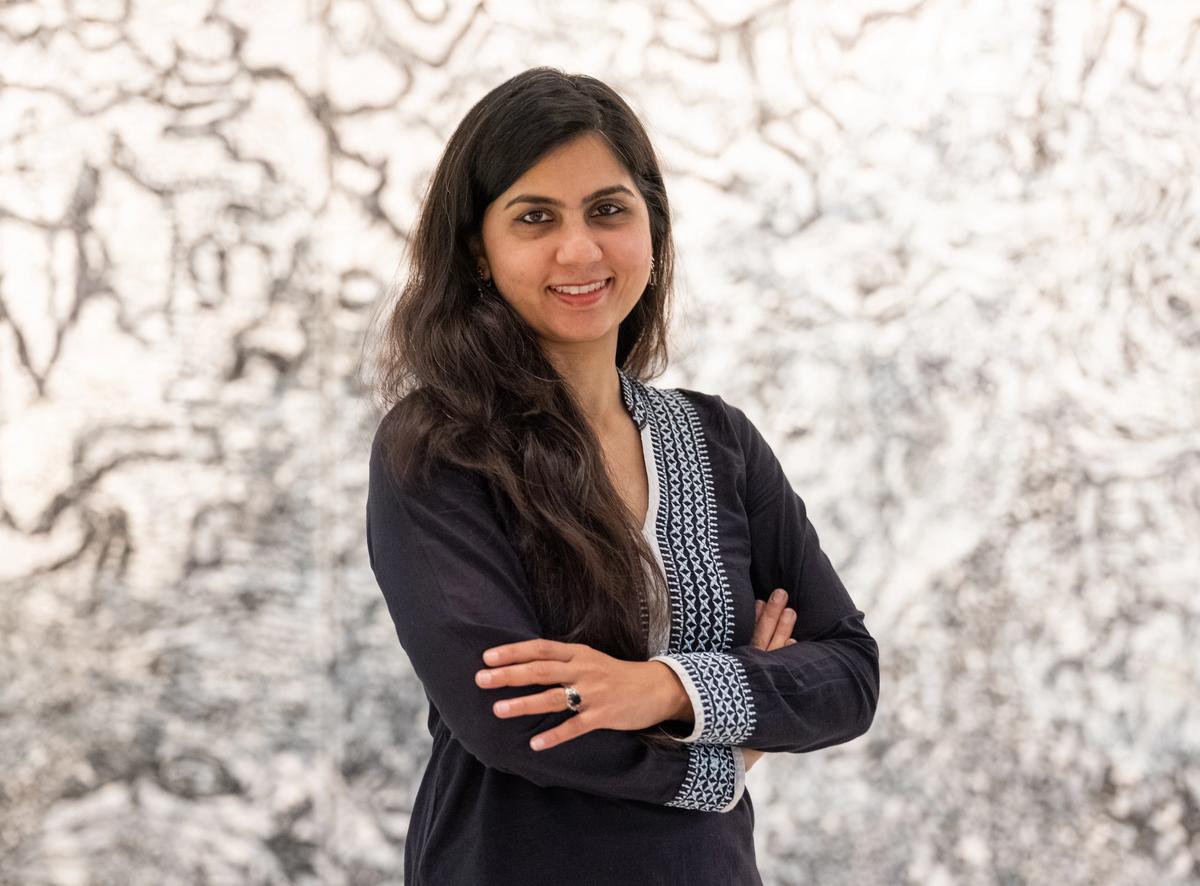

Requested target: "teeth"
[{"left": 550, "top": 279, "right": 608, "bottom": 295}]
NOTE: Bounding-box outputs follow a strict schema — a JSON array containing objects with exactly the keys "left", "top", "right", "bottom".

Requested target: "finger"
[
  {"left": 476, "top": 659, "right": 567, "bottom": 689},
  {"left": 750, "top": 610, "right": 772, "bottom": 650},
  {"left": 767, "top": 607, "right": 796, "bottom": 651},
  {"left": 492, "top": 687, "right": 574, "bottom": 718},
  {"left": 483, "top": 639, "right": 576, "bottom": 666},
  {"left": 750, "top": 590, "right": 779, "bottom": 648},
  {"left": 751, "top": 589, "right": 787, "bottom": 649},
  {"left": 529, "top": 712, "right": 595, "bottom": 751},
  {"left": 785, "top": 639, "right": 797, "bottom": 646}
]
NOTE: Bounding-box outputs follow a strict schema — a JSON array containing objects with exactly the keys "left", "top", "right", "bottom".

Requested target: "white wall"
[{"left": 1, "top": 1, "right": 1197, "bottom": 883}]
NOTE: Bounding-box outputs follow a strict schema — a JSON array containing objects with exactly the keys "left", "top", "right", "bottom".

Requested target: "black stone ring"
[{"left": 562, "top": 685, "right": 582, "bottom": 713}]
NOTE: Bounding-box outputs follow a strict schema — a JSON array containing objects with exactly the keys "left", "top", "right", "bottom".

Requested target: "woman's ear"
[{"left": 467, "top": 235, "right": 490, "bottom": 278}]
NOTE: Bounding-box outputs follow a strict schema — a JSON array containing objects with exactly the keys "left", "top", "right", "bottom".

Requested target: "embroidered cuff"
[
  {"left": 651, "top": 652, "right": 756, "bottom": 745},
  {"left": 665, "top": 742, "right": 745, "bottom": 812}
]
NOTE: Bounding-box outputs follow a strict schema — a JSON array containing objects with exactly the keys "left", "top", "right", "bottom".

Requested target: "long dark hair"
[{"left": 368, "top": 68, "right": 676, "bottom": 676}]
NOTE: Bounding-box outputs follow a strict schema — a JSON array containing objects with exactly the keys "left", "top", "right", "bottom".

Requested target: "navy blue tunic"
[{"left": 365, "top": 369, "right": 880, "bottom": 885}]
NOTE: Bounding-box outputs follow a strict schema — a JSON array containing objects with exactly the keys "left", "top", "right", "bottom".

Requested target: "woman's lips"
[{"left": 547, "top": 277, "right": 612, "bottom": 305}]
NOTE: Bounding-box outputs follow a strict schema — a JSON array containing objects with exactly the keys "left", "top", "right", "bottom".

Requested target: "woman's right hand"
[{"left": 743, "top": 588, "right": 797, "bottom": 772}]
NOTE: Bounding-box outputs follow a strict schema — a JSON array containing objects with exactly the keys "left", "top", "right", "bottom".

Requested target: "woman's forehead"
[{"left": 501, "top": 134, "right": 635, "bottom": 200}]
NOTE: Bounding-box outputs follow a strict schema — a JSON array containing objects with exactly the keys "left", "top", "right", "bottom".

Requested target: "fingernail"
[
  {"left": 476, "top": 671, "right": 492, "bottom": 686},
  {"left": 772, "top": 589, "right": 785, "bottom": 603},
  {"left": 495, "top": 701, "right": 509, "bottom": 715},
  {"left": 531, "top": 737, "right": 545, "bottom": 750}
]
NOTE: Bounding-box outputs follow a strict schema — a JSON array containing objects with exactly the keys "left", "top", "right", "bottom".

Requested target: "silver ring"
[{"left": 562, "top": 685, "right": 582, "bottom": 713}]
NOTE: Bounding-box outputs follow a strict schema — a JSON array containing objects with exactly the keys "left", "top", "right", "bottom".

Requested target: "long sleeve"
[
  {"left": 650, "top": 398, "right": 880, "bottom": 753},
  {"left": 366, "top": 424, "right": 745, "bottom": 812}
]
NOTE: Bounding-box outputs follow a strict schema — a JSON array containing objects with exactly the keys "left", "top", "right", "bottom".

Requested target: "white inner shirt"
[{"left": 638, "top": 422, "right": 672, "bottom": 657}]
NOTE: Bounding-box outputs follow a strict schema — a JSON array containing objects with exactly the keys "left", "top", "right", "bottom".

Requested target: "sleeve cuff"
[
  {"left": 650, "top": 652, "right": 756, "bottom": 745},
  {"left": 664, "top": 742, "right": 746, "bottom": 812}
]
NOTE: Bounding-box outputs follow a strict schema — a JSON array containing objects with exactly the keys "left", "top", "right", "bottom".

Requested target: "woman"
[{"left": 366, "top": 67, "right": 880, "bottom": 885}]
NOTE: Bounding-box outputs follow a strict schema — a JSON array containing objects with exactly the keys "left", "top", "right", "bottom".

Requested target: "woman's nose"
[{"left": 555, "top": 224, "right": 603, "bottom": 265}]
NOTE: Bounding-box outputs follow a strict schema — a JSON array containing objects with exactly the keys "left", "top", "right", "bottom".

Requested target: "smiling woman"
[
  {"left": 365, "top": 66, "right": 879, "bottom": 886},
  {"left": 471, "top": 132, "right": 653, "bottom": 358}
]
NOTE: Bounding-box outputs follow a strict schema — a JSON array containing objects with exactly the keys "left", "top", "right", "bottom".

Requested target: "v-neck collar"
[
  {"left": 615, "top": 366, "right": 656, "bottom": 534},
  {"left": 613, "top": 368, "right": 739, "bottom": 661}
]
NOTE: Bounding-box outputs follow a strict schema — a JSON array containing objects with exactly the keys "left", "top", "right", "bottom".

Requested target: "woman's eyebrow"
[{"left": 503, "top": 184, "right": 635, "bottom": 210}]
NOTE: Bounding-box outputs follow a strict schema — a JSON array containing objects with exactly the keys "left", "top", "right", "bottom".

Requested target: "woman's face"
[{"left": 475, "top": 132, "right": 653, "bottom": 358}]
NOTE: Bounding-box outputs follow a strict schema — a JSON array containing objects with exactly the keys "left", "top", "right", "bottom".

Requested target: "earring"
[
  {"left": 649, "top": 256, "right": 657, "bottom": 287},
  {"left": 476, "top": 268, "right": 492, "bottom": 297}
]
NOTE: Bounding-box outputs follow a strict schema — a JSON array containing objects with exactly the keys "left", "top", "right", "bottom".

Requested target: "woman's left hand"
[{"left": 475, "top": 640, "right": 676, "bottom": 752}]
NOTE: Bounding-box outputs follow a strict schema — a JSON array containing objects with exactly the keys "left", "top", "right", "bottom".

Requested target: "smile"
[
  {"left": 548, "top": 278, "right": 610, "bottom": 295},
  {"left": 547, "top": 277, "right": 612, "bottom": 305}
]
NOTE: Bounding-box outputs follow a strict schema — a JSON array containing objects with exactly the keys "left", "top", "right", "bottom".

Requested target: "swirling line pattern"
[{"left": 1, "top": 1, "right": 1197, "bottom": 883}]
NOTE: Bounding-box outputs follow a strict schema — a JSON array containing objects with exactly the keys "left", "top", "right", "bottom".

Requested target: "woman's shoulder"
[
  {"left": 370, "top": 388, "right": 426, "bottom": 468},
  {"left": 635, "top": 377, "right": 771, "bottom": 465},
  {"left": 370, "top": 389, "right": 484, "bottom": 501},
  {"left": 634, "top": 375, "right": 747, "bottom": 433}
]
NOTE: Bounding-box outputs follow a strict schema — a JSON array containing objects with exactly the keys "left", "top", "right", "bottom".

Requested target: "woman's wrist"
[{"left": 648, "top": 661, "right": 695, "bottom": 724}]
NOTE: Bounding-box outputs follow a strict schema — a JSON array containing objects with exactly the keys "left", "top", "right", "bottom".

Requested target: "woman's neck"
[{"left": 545, "top": 342, "right": 626, "bottom": 434}]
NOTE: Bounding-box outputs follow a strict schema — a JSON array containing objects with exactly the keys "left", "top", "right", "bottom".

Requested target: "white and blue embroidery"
[
  {"left": 666, "top": 743, "right": 742, "bottom": 813},
  {"left": 618, "top": 369, "right": 757, "bottom": 810}
]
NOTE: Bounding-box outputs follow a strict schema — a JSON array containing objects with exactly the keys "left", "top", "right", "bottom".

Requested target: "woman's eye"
[{"left": 517, "top": 203, "right": 625, "bottom": 225}]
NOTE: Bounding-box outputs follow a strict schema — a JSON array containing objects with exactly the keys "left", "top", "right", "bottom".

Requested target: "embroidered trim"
[
  {"left": 651, "top": 651, "right": 757, "bottom": 744},
  {"left": 618, "top": 368, "right": 757, "bottom": 788},
  {"left": 624, "top": 371, "right": 742, "bottom": 656},
  {"left": 665, "top": 743, "right": 742, "bottom": 812},
  {"left": 617, "top": 367, "right": 648, "bottom": 430},
  {"left": 655, "top": 387, "right": 735, "bottom": 653}
]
